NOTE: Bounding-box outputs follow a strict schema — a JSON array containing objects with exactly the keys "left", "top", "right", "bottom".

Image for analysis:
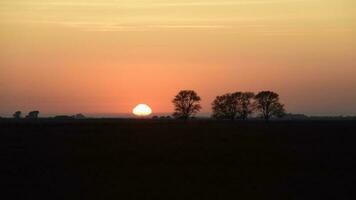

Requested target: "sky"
[{"left": 0, "top": 0, "right": 355, "bottom": 116}]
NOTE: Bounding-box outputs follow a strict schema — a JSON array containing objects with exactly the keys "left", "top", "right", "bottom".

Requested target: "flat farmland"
[{"left": 1, "top": 119, "right": 355, "bottom": 199}]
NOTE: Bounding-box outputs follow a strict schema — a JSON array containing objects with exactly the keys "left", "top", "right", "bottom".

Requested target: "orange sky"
[{"left": 1, "top": 0, "right": 356, "bottom": 116}]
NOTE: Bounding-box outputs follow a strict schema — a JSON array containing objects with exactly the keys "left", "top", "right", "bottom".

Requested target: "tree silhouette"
[
  {"left": 212, "top": 93, "right": 239, "bottom": 120},
  {"left": 172, "top": 90, "right": 201, "bottom": 120},
  {"left": 236, "top": 92, "right": 255, "bottom": 120},
  {"left": 13, "top": 111, "right": 22, "bottom": 119},
  {"left": 254, "top": 91, "right": 285, "bottom": 121},
  {"left": 212, "top": 92, "right": 255, "bottom": 120},
  {"left": 26, "top": 111, "right": 40, "bottom": 119}
]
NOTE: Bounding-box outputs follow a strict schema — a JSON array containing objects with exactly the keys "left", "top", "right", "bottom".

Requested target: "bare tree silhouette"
[
  {"left": 254, "top": 91, "right": 285, "bottom": 121},
  {"left": 13, "top": 111, "right": 22, "bottom": 119},
  {"left": 237, "top": 92, "right": 255, "bottom": 120},
  {"left": 172, "top": 90, "right": 201, "bottom": 120},
  {"left": 26, "top": 111, "right": 40, "bottom": 119},
  {"left": 212, "top": 93, "right": 239, "bottom": 120}
]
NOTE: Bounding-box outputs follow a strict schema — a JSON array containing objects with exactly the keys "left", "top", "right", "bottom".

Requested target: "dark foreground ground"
[{"left": 0, "top": 119, "right": 355, "bottom": 199}]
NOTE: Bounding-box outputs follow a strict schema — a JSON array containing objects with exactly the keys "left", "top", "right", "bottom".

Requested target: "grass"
[{"left": 1, "top": 119, "right": 355, "bottom": 199}]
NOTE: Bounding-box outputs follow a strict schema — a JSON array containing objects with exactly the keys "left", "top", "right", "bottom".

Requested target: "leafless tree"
[
  {"left": 212, "top": 92, "right": 255, "bottom": 120},
  {"left": 172, "top": 90, "right": 201, "bottom": 120},
  {"left": 254, "top": 91, "right": 285, "bottom": 121},
  {"left": 212, "top": 93, "right": 239, "bottom": 120},
  {"left": 236, "top": 92, "right": 255, "bottom": 120}
]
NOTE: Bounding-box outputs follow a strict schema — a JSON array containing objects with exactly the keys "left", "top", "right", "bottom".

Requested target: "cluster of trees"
[
  {"left": 172, "top": 90, "right": 285, "bottom": 121},
  {"left": 13, "top": 111, "right": 39, "bottom": 119}
]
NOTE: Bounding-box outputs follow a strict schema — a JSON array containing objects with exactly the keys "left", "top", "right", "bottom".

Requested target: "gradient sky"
[{"left": 1, "top": 0, "right": 355, "bottom": 116}]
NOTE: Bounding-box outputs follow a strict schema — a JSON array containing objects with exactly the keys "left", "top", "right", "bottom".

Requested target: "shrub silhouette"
[
  {"left": 172, "top": 90, "right": 201, "bottom": 120},
  {"left": 254, "top": 91, "right": 285, "bottom": 121},
  {"left": 13, "top": 111, "right": 22, "bottom": 119},
  {"left": 73, "top": 113, "right": 86, "bottom": 119},
  {"left": 26, "top": 111, "right": 40, "bottom": 119}
]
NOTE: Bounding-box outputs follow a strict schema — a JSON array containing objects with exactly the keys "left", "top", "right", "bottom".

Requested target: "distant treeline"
[
  {"left": 5, "top": 90, "right": 355, "bottom": 121},
  {"left": 10, "top": 111, "right": 86, "bottom": 120}
]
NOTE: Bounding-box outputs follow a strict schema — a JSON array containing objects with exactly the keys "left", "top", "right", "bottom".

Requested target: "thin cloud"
[
  {"left": 63, "top": 23, "right": 231, "bottom": 32},
  {"left": 0, "top": 0, "right": 318, "bottom": 8},
  {"left": 154, "top": 0, "right": 315, "bottom": 7}
]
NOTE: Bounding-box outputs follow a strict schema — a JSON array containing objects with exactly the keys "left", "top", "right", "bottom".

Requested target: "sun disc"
[{"left": 133, "top": 104, "right": 152, "bottom": 116}]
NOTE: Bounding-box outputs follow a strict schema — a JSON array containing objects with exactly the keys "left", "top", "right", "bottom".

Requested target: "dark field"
[{"left": 1, "top": 119, "right": 355, "bottom": 199}]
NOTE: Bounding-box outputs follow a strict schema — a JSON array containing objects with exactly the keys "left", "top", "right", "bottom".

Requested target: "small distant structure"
[
  {"left": 73, "top": 113, "right": 86, "bottom": 119},
  {"left": 26, "top": 111, "right": 39, "bottom": 119},
  {"left": 13, "top": 111, "right": 22, "bottom": 119}
]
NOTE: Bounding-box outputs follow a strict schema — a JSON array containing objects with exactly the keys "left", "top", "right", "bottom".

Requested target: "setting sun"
[{"left": 132, "top": 104, "right": 152, "bottom": 117}]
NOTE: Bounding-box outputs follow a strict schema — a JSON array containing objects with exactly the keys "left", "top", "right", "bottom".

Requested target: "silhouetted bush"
[
  {"left": 73, "top": 113, "right": 86, "bottom": 119},
  {"left": 13, "top": 111, "right": 22, "bottom": 119},
  {"left": 26, "top": 111, "right": 39, "bottom": 119}
]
